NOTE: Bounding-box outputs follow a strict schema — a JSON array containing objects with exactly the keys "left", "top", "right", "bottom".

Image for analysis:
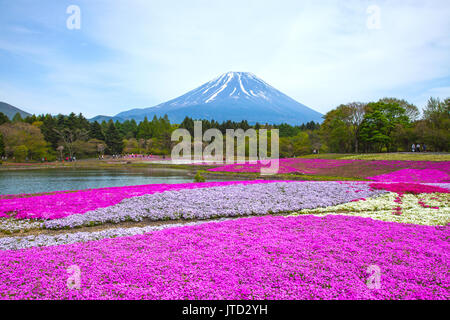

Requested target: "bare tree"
[
  {"left": 309, "top": 131, "right": 322, "bottom": 152},
  {"left": 347, "top": 102, "right": 367, "bottom": 153},
  {"left": 138, "top": 138, "right": 146, "bottom": 153},
  {"left": 56, "top": 145, "right": 64, "bottom": 160},
  {"left": 97, "top": 143, "right": 105, "bottom": 157},
  {"left": 54, "top": 128, "right": 88, "bottom": 159}
]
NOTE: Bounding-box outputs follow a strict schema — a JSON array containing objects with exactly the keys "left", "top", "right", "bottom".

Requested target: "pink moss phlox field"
[
  {"left": 369, "top": 182, "right": 450, "bottom": 195},
  {"left": 207, "top": 158, "right": 355, "bottom": 174},
  {"left": 0, "top": 215, "right": 448, "bottom": 300},
  {"left": 367, "top": 169, "right": 450, "bottom": 183},
  {"left": 207, "top": 158, "right": 450, "bottom": 178},
  {"left": 0, "top": 180, "right": 290, "bottom": 220}
]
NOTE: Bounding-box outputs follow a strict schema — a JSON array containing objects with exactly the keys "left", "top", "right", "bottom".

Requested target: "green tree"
[
  {"left": 105, "top": 121, "right": 124, "bottom": 154},
  {"left": 379, "top": 97, "right": 419, "bottom": 122},
  {"left": 291, "top": 131, "right": 311, "bottom": 155},
  {"left": 179, "top": 117, "right": 195, "bottom": 136},
  {"left": 40, "top": 114, "right": 59, "bottom": 149},
  {"left": 0, "top": 112, "right": 9, "bottom": 125},
  {"left": 24, "top": 114, "right": 37, "bottom": 124},
  {"left": 279, "top": 136, "right": 294, "bottom": 157},
  {"left": 421, "top": 97, "right": 449, "bottom": 151},
  {"left": 137, "top": 117, "right": 152, "bottom": 140},
  {"left": 65, "top": 112, "right": 78, "bottom": 131},
  {"left": 320, "top": 106, "right": 353, "bottom": 153},
  {"left": 0, "top": 132, "right": 5, "bottom": 156},
  {"left": 0, "top": 122, "right": 49, "bottom": 159},
  {"left": 121, "top": 119, "right": 138, "bottom": 139},
  {"left": 89, "top": 121, "right": 105, "bottom": 141},
  {"left": 359, "top": 101, "right": 410, "bottom": 152},
  {"left": 73, "top": 139, "right": 104, "bottom": 158},
  {"left": 12, "top": 112, "right": 23, "bottom": 123},
  {"left": 13, "top": 145, "right": 29, "bottom": 162},
  {"left": 123, "top": 138, "right": 139, "bottom": 153}
]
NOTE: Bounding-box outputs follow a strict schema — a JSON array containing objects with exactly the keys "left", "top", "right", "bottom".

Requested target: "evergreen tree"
[
  {"left": 105, "top": 121, "right": 123, "bottom": 154},
  {"left": 0, "top": 112, "right": 9, "bottom": 125},
  {"left": 137, "top": 117, "right": 152, "bottom": 140},
  {"left": 114, "top": 120, "right": 123, "bottom": 139},
  {"left": 40, "top": 114, "right": 59, "bottom": 149},
  {"left": 121, "top": 119, "right": 138, "bottom": 139},
  {"left": 100, "top": 120, "right": 108, "bottom": 134},
  {"left": 179, "top": 116, "right": 195, "bottom": 135},
  {"left": 12, "top": 112, "right": 23, "bottom": 122},
  {"left": 0, "top": 132, "right": 5, "bottom": 156},
  {"left": 65, "top": 112, "right": 78, "bottom": 131},
  {"left": 77, "top": 113, "right": 91, "bottom": 132},
  {"left": 89, "top": 121, "right": 105, "bottom": 141},
  {"left": 24, "top": 114, "right": 37, "bottom": 124}
]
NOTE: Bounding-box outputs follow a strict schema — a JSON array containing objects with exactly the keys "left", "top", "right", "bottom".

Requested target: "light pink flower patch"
[{"left": 367, "top": 169, "right": 450, "bottom": 183}]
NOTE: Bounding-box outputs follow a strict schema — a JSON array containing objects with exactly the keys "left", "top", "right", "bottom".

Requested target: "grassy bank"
[
  {"left": 298, "top": 153, "right": 450, "bottom": 161},
  {"left": 0, "top": 159, "right": 210, "bottom": 172}
]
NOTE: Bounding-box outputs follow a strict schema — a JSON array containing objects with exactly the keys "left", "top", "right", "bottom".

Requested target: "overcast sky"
[{"left": 0, "top": 0, "right": 449, "bottom": 118}]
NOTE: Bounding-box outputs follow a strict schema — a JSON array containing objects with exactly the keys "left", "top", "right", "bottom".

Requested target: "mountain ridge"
[{"left": 0, "top": 101, "right": 32, "bottom": 119}]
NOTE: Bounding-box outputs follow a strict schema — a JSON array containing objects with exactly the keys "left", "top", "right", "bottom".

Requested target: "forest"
[{"left": 0, "top": 97, "right": 448, "bottom": 161}]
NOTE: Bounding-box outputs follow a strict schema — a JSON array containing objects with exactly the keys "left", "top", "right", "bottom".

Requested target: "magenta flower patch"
[
  {"left": 0, "top": 215, "right": 448, "bottom": 300},
  {"left": 369, "top": 182, "right": 450, "bottom": 194},
  {"left": 207, "top": 158, "right": 450, "bottom": 179},
  {"left": 367, "top": 169, "right": 450, "bottom": 183}
]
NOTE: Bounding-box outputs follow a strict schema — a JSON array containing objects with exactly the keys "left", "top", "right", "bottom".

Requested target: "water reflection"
[{"left": 0, "top": 168, "right": 225, "bottom": 195}]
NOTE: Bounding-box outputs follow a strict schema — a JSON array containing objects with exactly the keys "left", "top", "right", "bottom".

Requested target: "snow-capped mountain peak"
[
  {"left": 173, "top": 71, "right": 273, "bottom": 105},
  {"left": 199, "top": 71, "right": 279, "bottom": 103},
  {"left": 115, "top": 72, "right": 323, "bottom": 125}
]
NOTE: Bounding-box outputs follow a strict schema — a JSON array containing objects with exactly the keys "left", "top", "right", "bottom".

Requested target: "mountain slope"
[
  {"left": 0, "top": 102, "right": 32, "bottom": 119},
  {"left": 89, "top": 115, "right": 124, "bottom": 123},
  {"left": 116, "top": 72, "right": 323, "bottom": 125}
]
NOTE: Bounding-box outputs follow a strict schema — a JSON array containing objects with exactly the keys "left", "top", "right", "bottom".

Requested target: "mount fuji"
[{"left": 113, "top": 72, "right": 323, "bottom": 125}]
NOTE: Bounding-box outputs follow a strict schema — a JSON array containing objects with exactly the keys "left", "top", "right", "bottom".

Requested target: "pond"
[{"left": 0, "top": 168, "right": 227, "bottom": 195}]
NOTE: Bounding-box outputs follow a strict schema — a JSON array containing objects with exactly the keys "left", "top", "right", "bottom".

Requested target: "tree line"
[
  {"left": 0, "top": 113, "right": 174, "bottom": 161},
  {"left": 320, "top": 97, "right": 449, "bottom": 153},
  {"left": 0, "top": 96, "right": 448, "bottom": 161}
]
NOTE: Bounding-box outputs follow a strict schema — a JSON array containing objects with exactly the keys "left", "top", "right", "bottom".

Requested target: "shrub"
[{"left": 194, "top": 171, "right": 206, "bottom": 183}]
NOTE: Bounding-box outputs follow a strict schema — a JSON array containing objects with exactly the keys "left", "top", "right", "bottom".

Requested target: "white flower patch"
[
  {"left": 292, "top": 192, "right": 450, "bottom": 226},
  {"left": 0, "top": 218, "right": 43, "bottom": 234}
]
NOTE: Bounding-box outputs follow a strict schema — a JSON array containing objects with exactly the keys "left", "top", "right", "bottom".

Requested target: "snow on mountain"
[{"left": 115, "top": 72, "right": 323, "bottom": 125}]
